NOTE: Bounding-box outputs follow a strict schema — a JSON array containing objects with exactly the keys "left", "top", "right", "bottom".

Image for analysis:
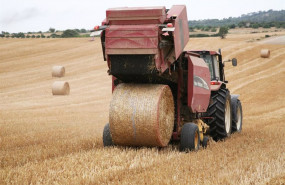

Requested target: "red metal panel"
[
  {"left": 188, "top": 56, "right": 211, "bottom": 113},
  {"left": 106, "top": 48, "right": 158, "bottom": 55},
  {"left": 106, "top": 25, "right": 158, "bottom": 38},
  {"left": 105, "top": 25, "right": 158, "bottom": 49},
  {"left": 108, "top": 25, "right": 158, "bottom": 31},
  {"left": 210, "top": 51, "right": 219, "bottom": 55},
  {"left": 106, "top": 6, "right": 166, "bottom": 24},
  {"left": 167, "top": 5, "right": 189, "bottom": 59},
  {"left": 106, "top": 38, "right": 158, "bottom": 49},
  {"left": 101, "top": 18, "right": 107, "bottom": 26},
  {"left": 106, "top": 30, "right": 157, "bottom": 38}
]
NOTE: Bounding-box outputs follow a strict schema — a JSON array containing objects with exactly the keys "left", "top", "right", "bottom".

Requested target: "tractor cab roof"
[{"left": 190, "top": 50, "right": 220, "bottom": 56}]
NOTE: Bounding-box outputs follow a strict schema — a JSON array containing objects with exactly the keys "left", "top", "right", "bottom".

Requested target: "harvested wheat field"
[{"left": 1, "top": 30, "right": 285, "bottom": 184}]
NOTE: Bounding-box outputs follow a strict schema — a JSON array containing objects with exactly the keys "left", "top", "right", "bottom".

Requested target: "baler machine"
[{"left": 93, "top": 5, "right": 242, "bottom": 151}]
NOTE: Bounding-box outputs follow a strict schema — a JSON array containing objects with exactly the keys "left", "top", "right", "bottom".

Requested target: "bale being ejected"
[{"left": 92, "top": 5, "right": 243, "bottom": 151}]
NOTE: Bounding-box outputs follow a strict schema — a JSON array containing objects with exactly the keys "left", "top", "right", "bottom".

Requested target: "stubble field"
[{"left": 0, "top": 30, "right": 285, "bottom": 184}]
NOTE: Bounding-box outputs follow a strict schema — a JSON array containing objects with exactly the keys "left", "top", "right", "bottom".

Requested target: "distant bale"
[
  {"left": 52, "top": 66, "right": 65, "bottom": 77},
  {"left": 260, "top": 49, "right": 270, "bottom": 58},
  {"left": 109, "top": 83, "right": 174, "bottom": 147},
  {"left": 52, "top": 81, "right": 70, "bottom": 95}
]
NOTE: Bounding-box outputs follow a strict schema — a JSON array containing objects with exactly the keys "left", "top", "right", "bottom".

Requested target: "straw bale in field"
[
  {"left": 52, "top": 66, "right": 65, "bottom": 77},
  {"left": 52, "top": 81, "right": 70, "bottom": 95},
  {"left": 260, "top": 49, "right": 270, "bottom": 58}
]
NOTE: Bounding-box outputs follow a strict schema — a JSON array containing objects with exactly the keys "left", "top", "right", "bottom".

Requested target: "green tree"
[
  {"left": 189, "top": 27, "right": 195, "bottom": 32},
  {"left": 50, "top": 33, "right": 60, "bottom": 38},
  {"left": 61, "top": 29, "right": 79, "bottom": 38},
  {"left": 218, "top": 26, "right": 229, "bottom": 39},
  {"left": 252, "top": 23, "right": 259, "bottom": 29},
  {"left": 204, "top": 26, "right": 210, "bottom": 31},
  {"left": 14, "top": 33, "right": 20, "bottom": 38},
  {"left": 80, "top": 29, "right": 87, "bottom": 33},
  {"left": 238, "top": 21, "right": 246, "bottom": 28},
  {"left": 49, "top": 28, "right": 56, "bottom": 33},
  {"left": 262, "top": 23, "right": 271, "bottom": 28},
  {"left": 36, "top": 35, "right": 41, "bottom": 38},
  {"left": 196, "top": 25, "right": 204, "bottom": 30},
  {"left": 17, "top": 32, "right": 25, "bottom": 38},
  {"left": 229, "top": 24, "right": 236, "bottom": 29},
  {"left": 32, "top": 35, "right": 36, "bottom": 38}
]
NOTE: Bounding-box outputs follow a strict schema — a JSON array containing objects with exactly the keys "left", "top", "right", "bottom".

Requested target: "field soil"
[{"left": 1, "top": 31, "right": 285, "bottom": 184}]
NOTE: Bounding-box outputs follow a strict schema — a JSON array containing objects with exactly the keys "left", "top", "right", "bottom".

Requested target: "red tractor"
[
  {"left": 191, "top": 50, "right": 242, "bottom": 141},
  {"left": 94, "top": 5, "right": 243, "bottom": 151}
]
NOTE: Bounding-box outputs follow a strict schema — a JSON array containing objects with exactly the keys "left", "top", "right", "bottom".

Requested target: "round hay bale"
[
  {"left": 52, "top": 81, "right": 70, "bottom": 95},
  {"left": 52, "top": 66, "right": 65, "bottom": 77},
  {"left": 260, "top": 49, "right": 270, "bottom": 58},
  {"left": 109, "top": 83, "right": 174, "bottom": 147}
]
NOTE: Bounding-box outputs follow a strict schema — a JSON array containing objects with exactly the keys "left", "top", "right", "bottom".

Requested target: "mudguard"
[
  {"left": 187, "top": 56, "right": 211, "bottom": 113},
  {"left": 231, "top": 94, "right": 240, "bottom": 122}
]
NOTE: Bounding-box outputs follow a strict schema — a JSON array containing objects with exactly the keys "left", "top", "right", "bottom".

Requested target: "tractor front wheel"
[
  {"left": 231, "top": 98, "right": 243, "bottom": 133},
  {"left": 180, "top": 123, "right": 200, "bottom": 152},
  {"left": 202, "top": 136, "right": 209, "bottom": 148}
]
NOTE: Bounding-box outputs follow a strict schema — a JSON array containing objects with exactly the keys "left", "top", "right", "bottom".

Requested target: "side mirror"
[{"left": 232, "top": 58, "right": 237, "bottom": 66}]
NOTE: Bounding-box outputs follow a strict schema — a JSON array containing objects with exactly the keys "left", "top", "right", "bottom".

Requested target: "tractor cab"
[{"left": 191, "top": 50, "right": 237, "bottom": 89}]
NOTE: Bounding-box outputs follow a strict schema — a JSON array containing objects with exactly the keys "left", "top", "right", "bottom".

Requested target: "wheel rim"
[
  {"left": 236, "top": 106, "right": 241, "bottom": 130},
  {"left": 225, "top": 99, "right": 231, "bottom": 134},
  {"left": 194, "top": 131, "right": 198, "bottom": 149}
]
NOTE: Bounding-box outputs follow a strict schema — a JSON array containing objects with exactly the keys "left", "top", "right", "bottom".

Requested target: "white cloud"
[
  {"left": 0, "top": 0, "right": 284, "bottom": 32},
  {"left": 0, "top": 7, "right": 40, "bottom": 25}
]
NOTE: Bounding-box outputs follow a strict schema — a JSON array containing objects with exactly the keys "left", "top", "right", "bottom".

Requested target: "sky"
[{"left": 0, "top": 0, "right": 284, "bottom": 33}]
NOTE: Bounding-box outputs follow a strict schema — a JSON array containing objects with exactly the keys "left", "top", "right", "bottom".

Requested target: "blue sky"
[{"left": 0, "top": 0, "right": 284, "bottom": 33}]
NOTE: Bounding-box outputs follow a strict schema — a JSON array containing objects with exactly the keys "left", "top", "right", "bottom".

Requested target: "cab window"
[
  {"left": 212, "top": 56, "right": 220, "bottom": 80},
  {"left": 201, "top": 55, "right": 214, "bottom": 80}
]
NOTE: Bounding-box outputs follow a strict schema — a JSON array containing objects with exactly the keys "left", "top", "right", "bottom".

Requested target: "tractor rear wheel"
[
  {"left": 208, "top": 88, "right": 232, "bottom": 141},
  {"left": 231, "top": 99, "right": 243, "bottom": 133},
  {"left": 103, "top": 123, "right": 113, "bottom": 147},
  {"left": 180, "top": 123, "right": 200, "bottom": 152}
]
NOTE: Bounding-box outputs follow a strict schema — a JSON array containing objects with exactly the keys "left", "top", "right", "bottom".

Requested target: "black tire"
[
  {"left": 202, "top": 136, "right": 209, "bottom": 148},
  {"left": 103, "top": 123, "right": 113, "bottom": 147},
  {"left": 231, "top": 97, "right": 243, "bottom": 133},
  {"left": 180, "top": 123, "right": 200, "bottom": 152},
  {"left": 207, "top": 88, "right": 232, "bottom": 141}
]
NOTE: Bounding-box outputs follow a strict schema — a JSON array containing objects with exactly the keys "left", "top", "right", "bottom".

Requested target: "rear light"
[
  {"left": 94, "top": 25, "right": 100, "bottom": 30},
  {"left": 211, "top": 81, "right": 220, "bottom": 85},
  {"left": 167, "top": 23, "right": 173, "bottom": 28}
]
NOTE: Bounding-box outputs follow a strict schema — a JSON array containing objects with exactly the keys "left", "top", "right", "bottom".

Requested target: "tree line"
[
  {"left": 189, "top": 21, "right": 285, "bottom": 32},
  {"left": 188, "top": 9, "right": 285, "bottom": 27},
  {"left": 0, "top": 28, "right": 89, "bottom": 38}
]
